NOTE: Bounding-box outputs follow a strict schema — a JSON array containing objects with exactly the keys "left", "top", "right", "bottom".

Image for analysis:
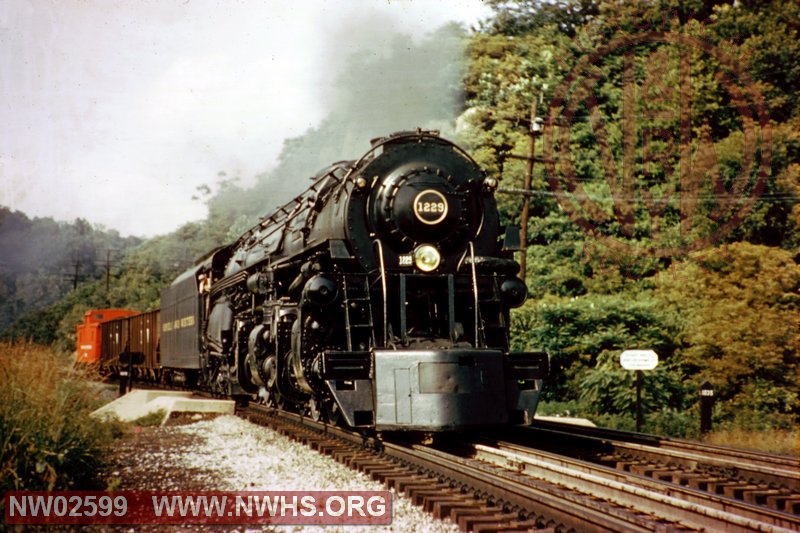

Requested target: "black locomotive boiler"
[{"left": 159, "top": 130, "right": 548, "bottom": 431}]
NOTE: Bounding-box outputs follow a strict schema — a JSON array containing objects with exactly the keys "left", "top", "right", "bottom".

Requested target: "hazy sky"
[{"left": 0, "top": 0, "right": 492, "bottom": 237}]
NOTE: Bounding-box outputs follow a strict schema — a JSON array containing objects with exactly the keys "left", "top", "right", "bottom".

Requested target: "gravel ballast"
[{"left": 105, "top": 414, "right": 460, "bottom": 532}]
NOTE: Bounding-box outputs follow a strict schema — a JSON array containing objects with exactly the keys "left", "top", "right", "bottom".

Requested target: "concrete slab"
[
  {"left": 534, "top": 415, "right": 597, "bottom": 427},
  {"left": 91, "top": 389, "right": 235, "bottom": 425}
]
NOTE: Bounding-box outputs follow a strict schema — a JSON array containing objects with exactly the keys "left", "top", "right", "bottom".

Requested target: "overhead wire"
[{"left": 497, "top": 186, "right": 799, "bottom": 204}]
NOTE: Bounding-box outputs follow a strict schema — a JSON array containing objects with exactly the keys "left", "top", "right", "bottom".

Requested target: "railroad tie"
[
  {"left": 431, "top": 498, "right": 485, "bottom": 521},
  {"left": 332, "top": 448, "right": 358, "bottom": 462},
  {"left": 348, "top": 457, "right": 388, "bottom": 471},
  {"left": 453, "top": 508, "right": 498, "bottom": 529},
  {"left": 473, "top": 519, "right": 543, "bottom": 532},
  {"left": 409, "top": 487, "right": 456, "bottom": 507},
  {"left": 743, "top": 488, "right": 783, "bottom": 506},
  {"left": 613, "top": 459, "right": 640, "bottom": 472},
  {"left": 342, "top": 452, "right": 375, "bottom": 467},
  {"left": 458, "top": 512, "right": 519, "bottom": 532},
  {"left": 423, "top": 495, "right": 474, "bottom": 514},
  {"left": 766, "top": 494, "right": 800, "bottom": 514},
  {"left": 722, "top": 483, "right": 761, "bottom": 500},
  {"left": 672, "top": 472, "right": 705, "bottom": 486},
  {"left": 650, "top": 468, "right": 679, "bottom": 482},
  {"left": 361, "top": 465, "right": 408, "bottom": 482},
  {"left": 628, "top": 463, "right": 659, "bottom": 477},
  {"left": 707, "top": 480, "right": 747, "bottom": 495},
  {"left": 383, "top": 473, "right": 428, "bottom": 492},
  {"left": 687, "top": 476, "right": 724, "bottom": 491},
  {"left": 395, "top": 476, "right": 436, "bottom": 495}
]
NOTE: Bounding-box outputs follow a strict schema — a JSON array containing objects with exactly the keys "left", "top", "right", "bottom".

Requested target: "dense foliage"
[{"left": 467, "top": 0, "right": 799, "bottom": 434}]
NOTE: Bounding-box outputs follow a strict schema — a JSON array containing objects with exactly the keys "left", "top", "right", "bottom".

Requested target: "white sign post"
[
  {"left": 620, "top": 350, "right": 659, "bottom": 432},
  {"left": 620, "top": 349, "right": 658, "bottom": 370}
]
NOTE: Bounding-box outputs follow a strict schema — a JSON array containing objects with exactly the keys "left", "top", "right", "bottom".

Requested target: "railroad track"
[
  {"left": 495, "top": 421, "right": 800, "bottom": 515},
  {"left": 241, "top": 404, "right": 800, "bottom": 532}
]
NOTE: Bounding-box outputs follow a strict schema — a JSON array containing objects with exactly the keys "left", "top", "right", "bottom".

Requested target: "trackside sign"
[{"left": 620, "top": 350, "right": 658, "bottom": 370}]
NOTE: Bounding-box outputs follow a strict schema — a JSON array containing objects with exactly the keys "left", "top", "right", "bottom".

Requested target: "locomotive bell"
[{"left": 302, "top": 275, "right": 339, "bottom": 306}]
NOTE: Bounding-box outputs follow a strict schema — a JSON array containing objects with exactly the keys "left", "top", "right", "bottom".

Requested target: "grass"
[
  {"left": 537, "top": 400, "right": 799, "bottom": 456},
  {"left": 0, "top": 341, "right": 124, "bottom": 495},
  {"left": 132, "top": 409, "right": 169, "bottom": 427},
  {"left": 702, "top": 428, "right": 799, "bottom": 456}
]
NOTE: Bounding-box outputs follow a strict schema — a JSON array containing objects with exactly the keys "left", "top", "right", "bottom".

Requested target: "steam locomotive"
[{"left": 79, "top": 130, "right": 548, "bottom": 431}]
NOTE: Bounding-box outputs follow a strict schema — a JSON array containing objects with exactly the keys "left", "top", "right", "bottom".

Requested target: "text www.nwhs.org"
[{"left": 4, "top": 491, "right": 393, "bottom": 525}]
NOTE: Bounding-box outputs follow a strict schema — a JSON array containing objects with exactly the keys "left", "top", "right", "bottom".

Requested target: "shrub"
[
  {"left": 0, "top": 342, "right": 122, "bottom": 495},
  {"left": 644, "top": 408, "right": 699, "bottom": 439},
  {"left": 534, "top": 400, "right": 586, "bottom": 418},
  {"left": 586, "top": 412, "right": 637, "bottom": 432}
]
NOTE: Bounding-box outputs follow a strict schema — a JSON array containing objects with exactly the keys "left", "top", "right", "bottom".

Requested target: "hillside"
[
  {"left": 461, "top": 0, "right": 799, "bottom": 435},
  {"left": 0, "top": 207, "right": 141, "bottom": 339}
]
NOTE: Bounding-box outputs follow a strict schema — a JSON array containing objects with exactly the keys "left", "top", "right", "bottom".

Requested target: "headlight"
[{"left": 413, "top": 244, "right": 441, "bottom": 272}]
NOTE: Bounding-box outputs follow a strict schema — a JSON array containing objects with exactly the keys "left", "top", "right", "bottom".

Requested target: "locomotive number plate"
[{"left": 413, "top": 190, "right": 448, "bottom": 225}]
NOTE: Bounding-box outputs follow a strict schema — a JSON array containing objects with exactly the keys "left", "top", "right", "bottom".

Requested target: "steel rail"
[
  {"left": 529, "top": 420, "right": 798, "bottom": 473},
  {"left": 514, "top": 422, "right": 800, "bottom": 492},
  {"left": 466, "top": 438, "right": 800, "bottom": 532}
]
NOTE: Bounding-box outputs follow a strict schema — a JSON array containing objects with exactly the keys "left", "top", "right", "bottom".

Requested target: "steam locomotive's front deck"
[{"left": 323, "top": 348, "right": 548, "bottom": 431}]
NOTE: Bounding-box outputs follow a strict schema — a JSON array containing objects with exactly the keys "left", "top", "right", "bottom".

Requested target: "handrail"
[
  {"left": 373, "top": 239, "right": 388, "bottom": 345},
  {"left": 469, "top": 242, "right": 481, "bottom": 346}
]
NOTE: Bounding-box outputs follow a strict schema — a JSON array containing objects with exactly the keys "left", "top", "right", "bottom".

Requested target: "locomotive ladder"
[
  {"left": 476, "top": 278, "right": 507, "bottom": 348},
  {"left": 341, "top": 274, "right": 375, "bottom": 351},
  {"left": 469, "top": 242, "right": 506, "bottom": 349}
]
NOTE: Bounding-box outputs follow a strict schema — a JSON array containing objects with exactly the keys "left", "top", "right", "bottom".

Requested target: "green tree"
[
  {"left": 482, "top": 0, "right": 600, "bottom": 37},
  {"left": 511, "top": 292, "right": 682, "bottom": 403},
  {"left": 579, "top": 350, "right": 684, "bottom": 415},
  {"left": 655, "top": 242, "right": 800, "bottom": 427}
]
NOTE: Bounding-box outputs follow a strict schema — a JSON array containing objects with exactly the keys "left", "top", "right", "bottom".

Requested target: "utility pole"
[
  {"left": 518, "top": 92, "right": 544, "bottom": 281},
  {"left": 105, "top": 249, "right": 112, "bottom": 294},
  {"left": 72, "top": 259, "right": 80, "bottom": 290},
  {"left": 494, "top": 88, "right": 548, "bottom": 280},
  {"left": 95, "top": 248, "right": 119, "bottom": 298}
]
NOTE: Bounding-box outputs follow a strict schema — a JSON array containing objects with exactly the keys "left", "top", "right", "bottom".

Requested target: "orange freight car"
[{"left": 75, "top": 309, "right": 139, "bottom": 365}]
